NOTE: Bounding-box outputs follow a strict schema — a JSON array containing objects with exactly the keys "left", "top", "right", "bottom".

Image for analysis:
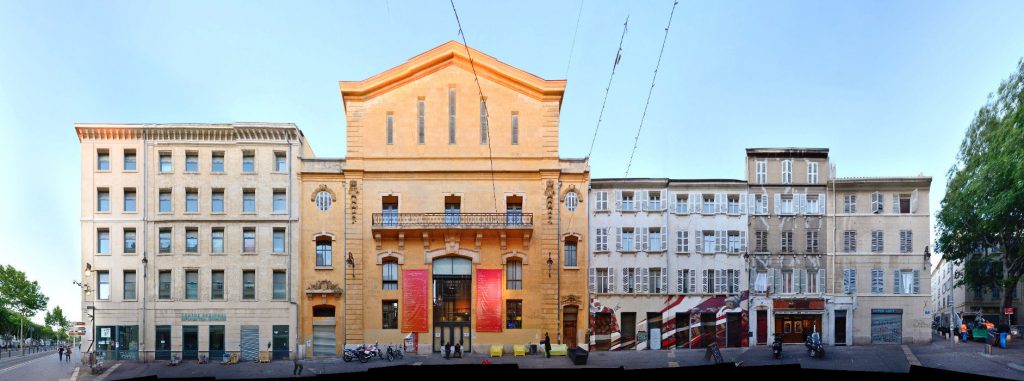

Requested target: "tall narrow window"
[
  {"left": 417, "top": 98, "right": 425, "bottom": 144},
  {"left": 243, "top": 189, "right": 255, "bottom": 213},
  {"left": 444, "top": 196, "right": 461, "bottom": 225},
  {"left": 211, "top": 152, "right": 225, "bottom": 173},
  {"left": 621, "top": 228, "right": 635, "bottom": 251},
  {"left": 506, "top": 260, "right": 522, "bottom": 290},
  {"left": 595, "top": 191, "right": 608, "bottom": 211},
  {"left": 806, "top": 230, "right": 819, "bottom": 253},
  {"left": 185, "top": 270, "right": 198, "bottom": 300},
  {"left": 124, "top": 188, "right": 136, "bottom": 212},
  {"left": 123, "top": 271, "right": 136, "bottom": 300},
  {"left": 807, "top": 162, "right": 819, "bottom": 184},
  {"left": 243, "top": 228, "right": 256, "bottom": 253},
  {"left": 755, "top": 231, "right": 768, "bottom": 253},
  {"left": 274, "top": 152, "right": 287, "bottom": 172},
  {"left": 211, "top": 228, "right": 224, "bottom": 253},
  {"left": 159, "top": 152, "right": 172, "bottom": 173},
  {"left": 595, "top": 228, "right": 609, "bottom": 252},
  {"left": 211, "top": 270, "right": 224, "bottom": 300},
  {"left": 185, "top": 228, "right": 198, "bottom": 253},
  {"left": 159, "top": 189, "right": 171, "bottom": 213},
  {"left": 185, "top": 152, "right": 198, "bottom": 173},
  {"left": 900, "top": 230, "right": 913, "bottom": 253},
  {"left": 97, "top": 271, "right": 110, "bottom": 300},
  {"left": 781, "top": 231, "right": 793, "bottom": 253},
  {"left": 382, "top": 260, "right": 398, "bottom": 290},
  {"left": 479, "top": 98, "right": 488, "bottom": 144},
  {"left": 511, "top": 113, "right": 519, "bottom": 145},
  {"left": 844, "top": 194, "right": 857, "bottom": 213},
  {"left": 755, "top": 160, "right": 767, "bottom": 184},
  {"left": 844, "top": 231, "right": 857, "bottom": 253},
  {"left": 506, "top": 196, "right": 523, "bottom": 225},
  {"left": 242, "top": 270, "right": 256, "bottom": 300},
  {"left": 159, "top": 271, "right": 171, "bottom": 299},
  {"left": 871, "top": 192, "right": 884, "bottom": 213},
  {"left": 97, "top": 189, "right": 110, "bottom": 212},
  {"left": 871, "top": 230, "right": 884, "bottom": 253},
  {"left": 316, "top": 237, "right": 332, "bottom": 267},
  {"left": 506, "top": 300, "right": 523, "bottom": 329},
  {"left": 97, "top": 150, "right": 110, "bottom": 171},
  {"left": 123, "top": 150, "right": 136, "bottom": 171},
  {"left": 273, "top": 270, "right": 286, "bottom": 300},
  {"left": 649, "top": 268, "right": 663, "bottom": 293},
  {"left": 159, "top": 228, "right": 171, "bottom": 253},
  {"left": 382, "top": 196, "right": 398, "bottom": 226},
  {"left": 185, "top": 189, "right": 198, "bottom": 213},
  {"left": 242, "top": 151, "right": 255, "bottom": 173},
  {"left": 273, "top": 190, "right": 286, "bottom": 213},
  {"left": 273, "top": 228, "right": 285, "bottom": 253},
  {"left": 97, "top": 229, "right": 110, "bottom": 254},
  {"left": 781, "top": 160, "right": 792, "bottom": 184},
  {"left": 382, "top": 301, "right": 398, "bottom": 329},
  {"left": 212, "top": 190, "right": 224, "bottom": 213},
  {"left": 448, "top": 87, "right": 456, "bottom": 144},
  {"left": 565, "top": 238, "right": 578, "bottom": 267},
  {"left": 124, "top": 229, "right": 136, "bottom": 254},
  {"left": 386, "top": 113, "right": 394, "bottom": 145}
]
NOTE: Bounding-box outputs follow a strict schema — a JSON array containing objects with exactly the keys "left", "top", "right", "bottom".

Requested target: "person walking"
[
  {"left": 292, "top": 345, "right": 305, "bottom": 376},
  {"left": 66, "top": 345, "right": 72, "bottom": 362},
  {"left": 544, "top": 333, "right": 551, "bottom": 358},
  {"left": 58, "top": 346, "right": 64, "bottom": 362}
]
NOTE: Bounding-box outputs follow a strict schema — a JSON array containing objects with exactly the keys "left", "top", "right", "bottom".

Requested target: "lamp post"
[{"left": 74, "top": 263, "right": 95, "bottom": 367}]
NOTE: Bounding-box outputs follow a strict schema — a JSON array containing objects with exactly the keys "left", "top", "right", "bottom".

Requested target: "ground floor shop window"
[
  {"left": 871, "top": 310, "right": 903, "bottom": 344},
  {"left": 155, "top": 325, "right": 171, "bottom": 360},
  {"left": 383, "top": 301, "right": 398, "bottom": 329},
  {"left": 620, "top": 312, "right": 636, "bottom": 349},
  {"left": 209, "top": 325, "right": 225, "bottom": 360},
  {"left": 506, "top": 300, "right": 522, "bottom": 329}
]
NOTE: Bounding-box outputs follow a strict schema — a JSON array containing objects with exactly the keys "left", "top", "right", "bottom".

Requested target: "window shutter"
[
  {"left": 740, "top": 231, "right": 747, "bottom": 253},
  {"left": 638, "top": 190, "right": 648, "bottom": 211},
  {"left": 669, "top": 192, "right": 677, "bottom": 212},
  {"left": 818, "top": 269, "right": 825, "bottom": 294},
  {"left": 641, "top": 267, "right": 649, "bottom": 294},
  {"left": 732, "top": 270, "right": 740, "bottom": 294},
  {"left": 850, "top": 269, "right": 857, "bottom": 293},
  {"left": 702, "top": 270, "right": 709, "bottom": 293},
  {"left": 588, "top": 268, "right": 596, "bottom": 293},
  {"left": 677, "top": 270, "right": 683, "bottom": 293},
  {"left": 689, "top": 269, "right": 696, "bottom": 293},
  {"left": 609, "top": 270, "right": 616, "bottom": 294},
  {"left": 770, "top": 269, "right": 779, "bottom": 294},
  {"left": 695, "top": 231, "right": 703, "bottom": 254},
  {"left": 794, "top": 270, "right": 802, "bottom": 294},
  {"left": 892, "top": 192, "right": 899, "bottom": 214},
  {"left": 622, "top": 268, "right": 629, "bottom": 293},
  {"left": 661, "top": 227, "right": 668, "bottom": 251},
  {"left": 893, "top": 269, "right": 900, "bottom": 294},
  {"left": 794, "top": 193, "right": 802, "bottom": 215},
  {"left": 634, "top": 268, "right": 642, "bottom": 294},
  {"left": 747, "top": 194, "right": 755, "bottom": 214},
  {"left": 640, "top": 228, "right": 648, "bottom": 251},
  {"left": 662, "top": 267, "right": 668, "bottom": 294},
  {"left": 690, "top": 193, "right": 700, "bottom": 214},
  {"left": 615, "top": 190, "right": 622, "bottom": 211},
  {"left": 818, "top": 193, "right": 826, "bottom": 215},
  {"left": 843, "top": 269, "right": 850, "bottom": 294},
  {"left": 660, "top": 190, "right": 667, "bottom": 211},
  {"left": 774, "top": 194, "right": 781, "bottom": 215},
  {"left": 913, "top": 270, "right": 920, "bottom": 294},
  {"left": 714, "top": 193, "right": 723, "bottom": 214},
  {"left": 910, "top": 189, "right": 919, "bottom": 214}
]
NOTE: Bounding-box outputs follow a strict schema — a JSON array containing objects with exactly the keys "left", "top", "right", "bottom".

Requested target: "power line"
[
  {"left": 450, "top": 0, "right": 499, "bottom": 213},
  {"left": 564, "top": 0, "right": 584, "bottom": 79},
  {"left": 624, "top": 0, "right": 678, "bottom": 177},
  {"left": 586, "top": 15, "right": 629, "bottom": 159}
]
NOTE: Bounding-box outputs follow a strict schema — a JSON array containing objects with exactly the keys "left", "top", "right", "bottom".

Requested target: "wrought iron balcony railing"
[{"left": 371, "top": 212, "right": 533, "bottom": 229}]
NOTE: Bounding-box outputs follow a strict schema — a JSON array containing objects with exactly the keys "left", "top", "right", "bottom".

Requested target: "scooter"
[
  {"left": 805, "top": 329, "right": 825, "bottom": 358},
  {"left": 387, "top": 345, "right": 404, "bottom": 360},
  {"left": 772, "top": 333, "right": 784, "bottom": 359},
  {"left": 342, "top": 346, "right": 369, "bottom": 363}
]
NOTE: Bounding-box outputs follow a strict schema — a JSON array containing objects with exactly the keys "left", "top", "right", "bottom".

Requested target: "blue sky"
[{"left": 1, "top": 0, "right": 1022, "bottom": 323}]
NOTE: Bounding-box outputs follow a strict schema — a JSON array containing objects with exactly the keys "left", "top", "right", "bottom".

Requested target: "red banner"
[
  {"left": 476, "top": 269, "right": 503, "bottom": 332},
  {"left": 402, "top": 269, "right": 428, "bottom": 332}
]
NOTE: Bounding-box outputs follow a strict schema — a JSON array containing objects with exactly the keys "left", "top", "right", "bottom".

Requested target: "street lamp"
[{"left": 74, "top": 270, "right": 96, "bottom": 367}]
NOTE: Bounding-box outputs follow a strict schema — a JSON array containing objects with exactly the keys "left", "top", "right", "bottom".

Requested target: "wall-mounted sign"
[
  {"left": 100, "top": 328, "right": 111, "bottom": 338},
  {"left": 870, "top": 309, "right": 903, "bottom": 314},
  {"left": 181, "top": 312, "right": 227, "bottom": 321}
]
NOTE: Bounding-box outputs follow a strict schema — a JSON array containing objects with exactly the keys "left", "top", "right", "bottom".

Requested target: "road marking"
[
  {"left": 740, "top": 347, "right": 750, "bottom": 354},
  {"left": 70, "top": 366, "right": 80, "bottom": 381},
  {"left": 901, "top": 345, "right": 921, "bottom": 367},
  {"left": 93, "top": 363, "right": 120, "bottom": 381},
  {"left": 668, "top": 361, "right": 679, "bottom": 367},
  {"left": 0, "top": 352, "right": 52, "bottom": 374},
  {"left": 667, "top": 351, "right": 675, "bottom": 358},
  {"left": 413, "top": 361, "right": 423, "bottom": 366}
]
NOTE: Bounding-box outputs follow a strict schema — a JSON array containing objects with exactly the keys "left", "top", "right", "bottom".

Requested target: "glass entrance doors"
[{"left": 432, "top": 257, "right": 472, "bottom": 352}]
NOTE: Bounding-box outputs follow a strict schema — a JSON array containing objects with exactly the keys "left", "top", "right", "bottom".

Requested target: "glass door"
[{"left": 182, "top": 326, "right": 198, "bottom": 360}]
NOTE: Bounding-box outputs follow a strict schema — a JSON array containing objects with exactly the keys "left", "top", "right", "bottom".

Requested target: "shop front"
[
  {"left": 94, "top": 325, "right": 139, "bottom": 361},
  {"left": 870, "top": 309, "right": 903, "bottom": 344},
  {"left": 774, "top": 298, "right": 825, "bottom": 344}
]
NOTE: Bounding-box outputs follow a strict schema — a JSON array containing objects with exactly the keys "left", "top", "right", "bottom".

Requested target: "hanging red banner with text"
[
  {"left": 403, "top": 269, "right": 428, "bottom": 332},
  {"left": 476, "top": 269, "right": 503, "bottom": 332}
]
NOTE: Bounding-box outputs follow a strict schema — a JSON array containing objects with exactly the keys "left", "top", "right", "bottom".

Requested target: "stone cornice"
[{"left": 75, "top": 123, "right": 302, "bottom": 142}]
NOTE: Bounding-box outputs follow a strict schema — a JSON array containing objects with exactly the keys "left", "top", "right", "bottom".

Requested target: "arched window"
[
  {"left": 506, "top": 259, "right": 522, "bottom": 290},
  {"left": 565, "top": 191, "right": 579, "bottom": 212},
  {"left": 382, "top": 260, "right": 398, "bottom": 290},
  {"left": 316, "top": 237, "right": 332, "bottom": 267},
  {"left": 313, "top": 305, "right": 335, "bottom": 317},
  {"left": 315, "top": 191, "right": 332, "bottom": 211}
]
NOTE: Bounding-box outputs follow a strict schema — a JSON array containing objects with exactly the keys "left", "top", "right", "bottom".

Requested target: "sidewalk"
[{"left": 911, "top": 333, "right": 1024, "bottom": 380}]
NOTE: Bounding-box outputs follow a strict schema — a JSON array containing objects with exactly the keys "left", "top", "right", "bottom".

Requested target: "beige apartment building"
[
  {"left": 827, "top": 176, "right": 932, "bottom": 345},
  {"left": 77, "top": 123, "right": 307, "bottom": 362}
]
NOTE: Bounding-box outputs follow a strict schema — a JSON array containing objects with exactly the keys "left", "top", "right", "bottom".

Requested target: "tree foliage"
[{"left": 937, "top": 58, "right": 1024, "bottom": 324}]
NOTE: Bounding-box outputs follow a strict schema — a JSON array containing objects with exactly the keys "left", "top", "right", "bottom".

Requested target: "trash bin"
[
  {"left": 568, "top": 347, "right": 589, "bottom": 365},
  {"left": 529, "top": 344, "right": 537, "bottom": 355}
]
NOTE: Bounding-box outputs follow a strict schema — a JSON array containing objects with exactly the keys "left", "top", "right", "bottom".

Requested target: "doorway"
[
  {"left": 774, "top": 314, "right": 822, "bottom": 344},
  {"left": 432, "top": 257, "right": 472, "bottom": 352},
  {"left": 563, "top": 306, "right": 578, "bottom": 348},
  {"left": 155, "top": 325, "right": 171, "bottom": 360},
  {"left": 726, "top": 313, "right": 741, "bottom": 347},
  {"left": 647, "top": 312, "right": 662, "bottom": 349},
  {"left": 757, "top": 310, "right": 768, "bottom": 345},
  {"left": 593, "top": 312, "right": 612, "bottom": 350},
  {"left": 674, "top": 313, "right": 690, "bottom": 348},
  {"left": 834, "top": 310, "right": 847, "bottom": 346},
  {"left": 182, "top": 326, "right": 198, "bottom": 360},
  {"left": 272, "top": 325, "right": 289, "bottom": 360},
  {"left": 700, "top": 313, "right": 716, "bottom": 347},
  {"left": 620, "top": 313, "right": 636, "bottom": 349}
]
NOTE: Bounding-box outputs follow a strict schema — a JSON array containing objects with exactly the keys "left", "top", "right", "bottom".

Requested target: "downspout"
[
  {"left": 141, "top": 130, "right": 148, "bottom": 362},
  {"left": 341, "top": 180, "right": 347, "bottom": 350},
  {"left": 287, "top": 133, "right": 297, "bottom": 359},
  {"left": 557, "top": 180, "right": 562, "bottom": 344},
  {"left": 586, "top": 181, "right": 592, "bottom": 349}
]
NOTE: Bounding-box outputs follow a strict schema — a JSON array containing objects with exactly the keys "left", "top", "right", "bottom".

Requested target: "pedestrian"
[
  {"left": 58, "top": 346, "right": 64, "bottom": 361},
  {"left": 292, "top": 344, "right": 305, "bottom": 376},
  {"left": 544, "top": 332, "right": 551, "bottom": 358},
  {"left": 66, "top": 345, "right": 72, "bottom": 362}
]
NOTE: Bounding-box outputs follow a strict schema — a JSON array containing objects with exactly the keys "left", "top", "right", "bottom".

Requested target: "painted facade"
[
  {"left": 588, "top": 179, "right": 749, "bottom": 350},
  {"left": 297, "top": 158, "right": 345, "bottom": 357}
]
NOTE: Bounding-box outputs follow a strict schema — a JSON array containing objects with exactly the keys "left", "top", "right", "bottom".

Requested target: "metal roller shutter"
[
  {"left": 312, "top": 326, "right": 336, "bottom": 357},
  {"left": 240, "top": 325, "right": 260, "bottom": 361}
]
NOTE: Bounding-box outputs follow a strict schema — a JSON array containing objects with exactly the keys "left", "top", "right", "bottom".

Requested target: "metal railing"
[{"left": 371, "top": 213, "right": 533, "bottom": 229}]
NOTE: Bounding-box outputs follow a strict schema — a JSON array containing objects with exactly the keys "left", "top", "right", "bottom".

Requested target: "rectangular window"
[
  {"left": 871, "top": 230, "right": 884, "bottom": 253},
  {"left": 595, "top": 228, "right": 609, "bottom": 252},
  {"left": 479, "top": 98, "right": 488, "bottom": 144},
  {"left": 755, "top": 231, "right": 768, "bottom": 253},
  {"left": 807, "top": 161, "right": 818, "bottom": 184},
  {"left": 596, "top": 268, "right": 609, "bottom": 293},
  {"left": 185, "top": 189, "right": 198, "bottom": 213},
  {"left": 316, "top": 238, "right": 332, "bottom": 267},
  {"left": 274, "top": 152, "right": 287, "bottom": 172},
  {"left": 159, "top": 189, "right": 171, "bottom": 213},
  {"left": 621, "top": 228, "right": 635, "bottom": 251},
  {"left": 782, "top": 270, "right": 794, "bottom": 294},
  {"left": 806, "top": 269, "right": 819, "bottom": 294},
  {"left": 649, "top": 268, "right": 662, "bottom": 293},
  {"left": 624, "top": 268, "right": 635, "bottom": 293},
  {"left": 124, "top": 229, "right": 136, "bottom": 253},
  {"left": 123, "top": 271, "right": 136, "bottom": 300},
  {"left": 753, "top": 270, "right": 768, "bottom": 293},
  {"left": 185, "top": 228, "right": 198, "bottom": 253},
  {"left": 621, "top": 191, "right": 636, "bottom": 211},
  {"left": 506, "top": 260, "right": 523, "bottom": 290},
  {"left": 506, "top": 300, "right": 523, "bottom": 329},
  {"left": 159, "top": 270, "right": 171, "bottom": 299},
  {"left": 185, "top": 270, "right": 198, "bottom": 300},
  {"left": 211, "top": 228, "right": 224, "bottom": 253},
  {"left": 159, "top": 152, "right": 172, "bottom": 173},
  {"left": 754, "top": 194, "right": 768, "bottom": 214},
  {"left": 273, "top": 190, "right": 286, "bottom": 213},
  {"left": 648, "top": 191, "right": 662, "bottom": 211},
  {"left": 123, "top": 150, "right": 136, "bottom": 171},
  {"left": 727, "top": 195, "right": 740, "bottom": 214},
  {"left": 844, "top": 195, "right": 856, "bottom": 214},
  {"left": 871, "top": 269, "right": 884, "bottom": 294},
  {"left": 843, "top": 269, "right": 857, "bottom": 294},
  {"left": 448, "top": 87, "right": 456, "bottom": 144},
  {"left": 706, "top": 269, "right": 716, "bottom": 294},
  {"left": 185, "top": 152, "right": 198, "bottom": 173},
  {"left": 843, "top": 231, "right": 857, "bottom": 253},
  {"left": 806, "top": 230, "right": 819, "bottom": 254},
  {"left": 565, "top": 240, "right": 578, "bottom": 266},
  {"left": 243, "top": 228, "right": 256, "bottom": 253},
  {"left": 781, "top": 231, "right": 793, "bottom": 253},
  {"left": 97, "top": 189, "right": 110, "bottom": 212},
  {"left": 97, "top": 229, "right": 110, "bottom": 254},
  {"left": 780, "top": 195, "right": 794, "bottom": 214},
  {"left": 385, "top": 113, "right": 394, "bottom": 145},
  {"left": 97, "top": 271, "right": 110, "bottom": 300},
  {"left": 211, "top": 152, "right": 225, "bottom": 173},
  {"left": 676, "top": 230, "right": 689, "bottom": 253},
  {"left": 595, "top": 191, "right": 608, "bottom": 211},
  {"left": 675, "top": 194, "right": 688, "bottom": 213},
  {"left": 511, "top": 113, "right": 519, "bottom": 145},
  {"left": 702, "top": 194, "right": 715, "bottom": 214},
  {"left": 900, "top": 230, "right": 913, "bottom": 253},
  {"left": 805, "top": 194, "right": 819, "bottom": 214},
  {"left": 899, "top": 194, "right": 911, "bottom": 214},
  {"left": 505, "top": 200, "right": 523, "bottom": 225},
  {"left": 383, "top": 301, "right": 398, "bottom": 329},
  {"left": 242, "top": 151, "right": 255, "bottom": 173},
  {"left": 781, "top": 160, "right": 793, "bottom": 184},
  {"left": 727, "top": 231, "right": 740, "bottom": 253},
  {"left": 382, "top": 199, "right": 398, "bottom": 226},
  {"left": 242, "top": 270, "right": 256, "bottom": 300},
  {"left": 417, "top": 98, "right": 425, "bottom": 144},
  {"left": 97, "top": 150, "right": 110, "bottom": 171},
  {"left": 871, "top": 192, "right": 884, "bottom": 213},
  {"left": 212, "top": 190, "right": 224, "bottom": 213},
  {"left": 211, "top": 270, "right": 224, "bottom": 300},
  {"left": 243, "top": 189, "right": 255, "bottom": 213},
  {"left": 682, "top": 269, "right": 695, "bottom": 293},
  {"left": 755, "top": 160, "right": 766, "bottom": 184},
  {"left": 273, "top": 228, "right": 285, "bottom": 253},
  {"left": 382, "top": 261, "right": 398, "bottom": 290},
  {"left": 159, "top": 228, "right": 171, "bottom": 253},
  {"left": 444, "top": 201, "right": 461, "bottom": 225},
  {"left": 124, "top": 188, "right": 136, "bottom": 212},
  {"left": 703, "top": 231, "right": 715, "bottom": 253},
  {"left": 273, "top": 270, "right": 286, "bottom": 300}
]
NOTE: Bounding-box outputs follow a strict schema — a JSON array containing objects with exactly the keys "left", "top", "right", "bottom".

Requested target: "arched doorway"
[{"left": 432, "top": 256, "right": 472, "bottom": 352}]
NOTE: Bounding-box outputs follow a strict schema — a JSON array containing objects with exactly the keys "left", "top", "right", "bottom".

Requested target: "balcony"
[{"left": 371, "top": 212, "right": 533, "bottom": 230}]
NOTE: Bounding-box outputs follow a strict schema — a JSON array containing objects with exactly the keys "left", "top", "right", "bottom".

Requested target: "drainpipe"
[
  {"left": 287, "top": 133, "right": 298, "bottom": 359},
  {"left": 141, "top": 129, "right": 148, "bottom": 362},
  {"left": 341, "top": 179, "right": 347, "bottom": 350},
  {"left": 586, "top": 181, "right": 592, "bottom": 349},
  {"left": 557, "top": 180, "right": 562, "bottom": 344}
]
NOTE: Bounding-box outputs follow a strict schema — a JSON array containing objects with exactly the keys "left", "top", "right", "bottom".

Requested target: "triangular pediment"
[{"left": 340, "top": 40, "right": 565, "bottom": 105}]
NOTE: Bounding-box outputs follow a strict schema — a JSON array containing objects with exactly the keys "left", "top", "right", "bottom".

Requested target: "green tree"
[
  {"left": 0, "top": 265, "right": 50, "bottom": 352},
  {"left": 45, "top": 306, "right": 70, "bottom": 342},
  {"left": 936, "top": 58, "right": 1024, "bottom": 325}
]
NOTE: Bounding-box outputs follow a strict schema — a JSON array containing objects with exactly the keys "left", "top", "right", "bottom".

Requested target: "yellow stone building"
[{"left": 300, "top": 41, "right": 589, "bottom": 354}]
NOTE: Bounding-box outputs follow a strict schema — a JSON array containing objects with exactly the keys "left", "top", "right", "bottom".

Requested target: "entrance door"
[
  {"left": 182, "top": 326, "right": 198, "bottom": 360},
  {"left": 647, "top": 312, "right": 662, "bottom": 350},
  {"left": 835, "top": 310, "right": 847, "bottom": 346},
  {"left": 594, "top": 313, "right": 612, "bottom": 350},
  {"left": 775, "top": 315, "right": 823, "bottom": 343},
  {"left": 240, "top": 325, "right": 259, "bottom": 361},
  {"left": 272, "top": 325, "right": 289, "bottom": 360},
  {"left": 726, "top": 313, "right": 741, "bottom": 347},
  {"left": 432, "top": 257, "right": 472, "bottom": 352},
  {"left": 563, "top": 306, "right": 578, "bottom": 348},
  {"left": 209, "top": 325, "right": 225, "bottom": 360},
  {"left": 620, "top": 313, "right": 636, "bottom": 349},
  {"left": 155, "top": 325, "right": 171, "bottom": 360},
  {"left": 757, "top": 310, "right": 768, "bottom": 345},
  {"left": 700, "top": 313, "right": 716, "bottom": 347},
  {"left": 674, "top": 313, "right": 690, "bottom": 348},
  {"left": 312, "top": 326, "right": 336, "bottom": 356}
]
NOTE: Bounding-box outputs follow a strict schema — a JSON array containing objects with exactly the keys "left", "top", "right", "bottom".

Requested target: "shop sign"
[
  {"left": 871, "top": 309, "right": 903, "bottom": 314},
  {"left": 1006, "top": 308, "right": 1015, "bottom": 315},
  {"left": 101, "top": 328, "right": 111, "bottom": 338},
  {"left": 181, "top": 312, "right": 227, "bottom": 321}
]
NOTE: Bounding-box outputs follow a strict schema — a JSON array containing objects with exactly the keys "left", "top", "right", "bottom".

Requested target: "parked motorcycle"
[
  {"left": 343, "top": 346, "right": 369, "bottom": 363},
  {"left": 387, "top": 344, "right": 404, "bottom": 360},
  {"left": 772, "top": 333, "right": 784, "bottom": 359},
  {"left": 805, "top": 330, "right": 825, "bottom": 358}
]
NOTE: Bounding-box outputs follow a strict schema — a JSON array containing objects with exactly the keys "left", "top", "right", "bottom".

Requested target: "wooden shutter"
[
  {"left": 774, "top": 194, "right": 781, "bottom": 215},
  {"left": 669, "top": 192, "right": 677, "bottom": 212},
  {"left": 615, "top": 190, "right": 622, "bottom": 211},
  {"left": 817, "top": 269, "right": 825, "bottom": 294},
  {"left": 913, "top": 270, "right": 920, "bottom": 294},
  {"left": 732, "top": 270, "right": 740, "bottom": 294},
  {"left": 911, "top": 189, "right": 919, "bottom": 214},
  {"left": 892, "top": 192, "right": 899, "bottom": 214},
  {"left": 713, "top": 193, "right": 722, "bottom": 214},
  {"left": 819, "top": 193, "right": 826, "bottom": 215},
  {"left": 702, "top": 270, "right": 709, "bottom": 293},
  {"left": 634, "top": 268, "right": 642, "bottom": 294},
  {"left": 638, "top": 190, "right": 648, "bottom": 211},
  {"left": 660, "top": 190, "right": 667, "bottom": 211},
  {"left": 689, "top": 269, "right": 696, "bottom": 293},
  {"left": 695, "top": 231, "right": 703, "bottom": 254},
  {"left": 661, "top": 227, "right": 668, "bottom": 251},
  {"left": 739, "top": 192, "right": 747, "bottom": 214},
  {"left": 770, "top": 269, "right": 779, "bottom": 294},
  {"left": 640, "top": 227, "right": 649, "bottom": 251},
  {"left": 893, "top": 269, "right": 901, "bottom": 294},
  {"left": 740, "top": 231, "right": 747, "bottom": 253},
  {"left": 843, "top": 269, "right": 850, "bottom": 294},
  {"left": 677, "top": 270, "right": 684, "bottom": 293},
  {"left": 690, "top": 193, "right": 700, "bottom": 214},
  {"left": 588, "top": 268, "right": 595, "bottom": 293},
  {"left": 616, "top": 227, "right": 622, "bottom": 251},
  {"left": 747, "top": 194, "right": 756, "bottom": 214},
  {"left": 641, "top": 267, "right": 649, "bottom": 294},
  {"left": 850, "top": 269, "right": 856, "bottom": 293},
  {"left": 662, "top": 267, "right": 668, "bottom": 294},
  {"left": 622, "top": 268, "right": 630, "bottom": 293},
  {"left": 609, "top": 269, "right": 616, "bottom": 294}
]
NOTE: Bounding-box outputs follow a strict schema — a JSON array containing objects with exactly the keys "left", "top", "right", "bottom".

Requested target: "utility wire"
[
  {"left": 586, "top": 15, "right": 629, "bottom": 159},
  {"left": 624, "top": 0, "right": 678, "bottom": 177},
  {"left": 450, "top": 0, "right": 499, "bottom": 212},
  {"left": 564, "top": 0, "right": 584, "bottom": 79}
]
